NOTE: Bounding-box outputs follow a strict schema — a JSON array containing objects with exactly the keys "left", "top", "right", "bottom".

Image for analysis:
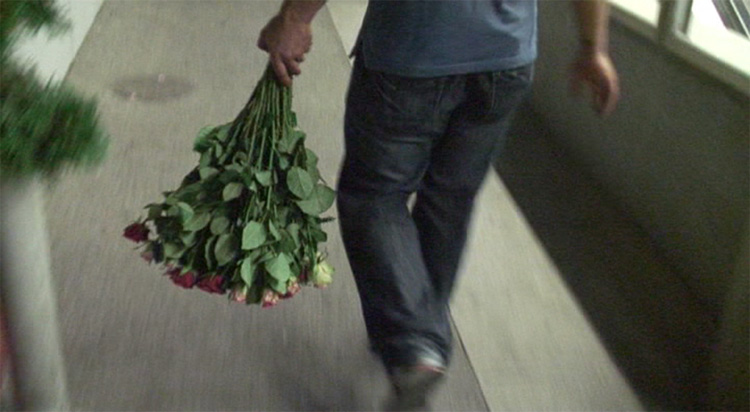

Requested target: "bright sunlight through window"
[
  {"left": 609, "top": 0, "right": 750, "bottom": 93},
  {"left": 686, "top": 0, "right": 750, "bottom": 78}
]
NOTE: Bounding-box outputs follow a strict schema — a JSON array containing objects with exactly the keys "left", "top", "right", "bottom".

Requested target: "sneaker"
[{"left": 384, "top": 361, "right": 446, "bottom": 411}]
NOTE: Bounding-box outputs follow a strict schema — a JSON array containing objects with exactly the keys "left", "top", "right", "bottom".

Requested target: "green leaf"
[
  {"left": 278, "top": 130, "right": 305, "bottom": 154},
  {"left": 204, "top": 236, "right": 218, "bottom": 268},
  {"left": 177, "top": 202, "right": 194, "bottom": 221},
  {"left": 279, "top": 232, "right": 297, "bottom": 254},
  {"left": 164, "top": 242, "right": 184, "bottom": 259},
  {"left": 305, "top": 148, "right": 319, "bottom": 169},
  {"left": 259, "top": 250, "right": 275, "bottom": 263},
  {"left": 146, "top": 204, "right": 163, "bottom": 220},
  {"left": 199, "top": 151, "right": 212, "bottom": 168},
  {"left": 255, "top": 171, "right": 272, "bottom": 186},
  {"left": 226, "top": 163, "right": 244, "bottom": 173},
  {"left": 295, "top": 184, "right": 336, "bottom": 215},
  {"left": 310, "top": 226, "right": 328, "bottom": 243},
  {"left": 240, "top": 257, "right": 256, "bottom": 286},
  {"left": 232, "top": 152, "right": 248, "bottom": 165},
  {"left": 287, "top": 166, "right": 315, "bottom": 199},
  {"left": 276, "top": 208, "right": 290, "bottom": 227},
  {"left": 222, "top": 182, "right": 244, "bottom": 201},
  {"left": 210, "top": 216, "right": 231, "bottom": 235},
  {"left": 278, "top": 155, "right": 290, "bottom": 170},
  {"left": 241, "top": 171, "right": 257, "bottom": 189},
  {"left": 270, "top": 278, "right": 287, "bottom": 294},
  {"left": 215, "top": 123, "right": 230, "bottom": 142},
  {"left": 242, "top": 221, "right": 266, "bottom": 250},
  {"left": 166, "top": 205, "right": 180, "bottom": 217},
  {"left": 214, "top": 234, "right": 237, "bottom": 266},
  {"left": 307, "top": 165, "right": 321, "bottom": 183},
  {"left": 176, "top": 182, "right": 202, "bottom": 197},
  {"left": 199, "top": 167, "right": 219, "bottom": 180},
  {"left": 219, "top": 169, "right": 241, "bottom": 184},
  {"left": 184, "top": 213, "right": 211, "bottom": 231},
  {"left": 180, "top": 231, "right": 198, "bottom": 246},
  {"left": 268, "top": 221, "right": 281, "bottom": 241},
  {"left": 265, "top": 253, "right": 292, "bottom": 282},
  {"left": 287, "top": 223, "right": 300, "bottom": 247},
  {"left": 193, "top": 125, "right": 215, "bottom": 153}
]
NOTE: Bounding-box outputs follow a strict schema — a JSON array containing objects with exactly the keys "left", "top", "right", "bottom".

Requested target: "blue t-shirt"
[{"left": 357, "top": 0, "right": 537, "bottom": 77}]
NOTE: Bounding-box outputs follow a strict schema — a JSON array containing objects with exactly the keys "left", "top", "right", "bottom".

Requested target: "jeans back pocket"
[
  {"left": 367, "top": 70, "right": 446, "bottom": 130},
  {"left": 485, "top": 64, "right": 534, "bottom": 121}
]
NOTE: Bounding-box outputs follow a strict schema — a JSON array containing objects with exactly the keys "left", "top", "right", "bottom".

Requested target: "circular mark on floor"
[{"left": 112, "top": 74, "right": 193, "bottom": 102}]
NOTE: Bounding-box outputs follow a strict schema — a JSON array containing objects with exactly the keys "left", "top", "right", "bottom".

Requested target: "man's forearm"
[
  {"left": 571, "top": 0, "right": 611, "bottom": 53},
  {"left": 279, "top": 0, "right": 327, "bottom": 25}
]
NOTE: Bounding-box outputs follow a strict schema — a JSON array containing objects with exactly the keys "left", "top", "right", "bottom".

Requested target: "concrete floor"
[{"left": 7, "top": 0, "right": 714, "bottom": 410}]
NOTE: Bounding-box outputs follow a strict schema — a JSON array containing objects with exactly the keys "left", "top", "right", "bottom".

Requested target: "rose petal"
[{"left": 123, "top": 223, "right": 149, "bottom": 243}]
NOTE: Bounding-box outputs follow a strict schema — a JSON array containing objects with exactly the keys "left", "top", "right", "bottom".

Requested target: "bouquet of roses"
[{"left": 123, "top": 67, "right": 335, "bottom": 307}]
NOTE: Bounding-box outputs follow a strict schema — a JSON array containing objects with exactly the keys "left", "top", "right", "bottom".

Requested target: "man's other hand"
[
  {"left": 571, "top": 50, "right": 620, "bottom": 116},
  {"left": 257, "top": 13, "right": 312, "bottom": 87}
]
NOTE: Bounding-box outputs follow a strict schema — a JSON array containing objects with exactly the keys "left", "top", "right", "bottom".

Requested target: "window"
[
  {"left": 695, "top": 0, "right": 750, "bottom": 38},
  {"left": 609, "top": 0, "right": 661, "bottom": 29},
  {"left": 683, "top": 0, "right": 750, "bottom": 76},
  {"left": 609, "top": 0, "right": 750, "bottom": 94}
]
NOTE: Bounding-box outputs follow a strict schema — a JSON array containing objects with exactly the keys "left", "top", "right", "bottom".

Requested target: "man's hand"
[
  {"left": 257, "top": 1, "right": 325, "bottom": 87},
  {"left": 570, "top": 0, "right": 620, "bottom": 116},
  {"left": 257, "top": 14, "right": 311, "bottom": 87},
  {"left": 571, "top": 49, "right": 620, "bottom": 116}
]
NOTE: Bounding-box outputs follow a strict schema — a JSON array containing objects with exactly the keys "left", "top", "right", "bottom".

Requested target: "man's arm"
[
  {"left": 258, "top": 0, "right": 327, "bottom": 86},
  {"left": 570, "top": 0, "right": 620, "bottom": 116}
]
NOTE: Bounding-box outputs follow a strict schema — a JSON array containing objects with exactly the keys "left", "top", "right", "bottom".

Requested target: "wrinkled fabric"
[
  {"left": 358, "top": 0, "right": 537, "bottom": 77},
  {"left": 337, "top": 56, "right": 533, "bottom": 370}
]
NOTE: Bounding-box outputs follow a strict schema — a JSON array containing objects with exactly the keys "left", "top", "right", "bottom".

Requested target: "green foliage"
[
  {"left": 1, "top": 0, "right": 70, "bottom": 55},
  {"left": 1, "top": 0, "right": 108, "bottom": 179},
  {"left": 132, "top": 68, "right": 335, "bottom": 305}
]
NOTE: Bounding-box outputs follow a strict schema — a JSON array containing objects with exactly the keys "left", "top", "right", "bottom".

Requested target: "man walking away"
[{"left": 258, "top": 1, "right": 619, "bottom": 410}]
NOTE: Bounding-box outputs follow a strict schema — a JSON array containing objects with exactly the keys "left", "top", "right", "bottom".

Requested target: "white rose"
[{"left": 312, "top": 260, "right": 334, "bottom": 288}]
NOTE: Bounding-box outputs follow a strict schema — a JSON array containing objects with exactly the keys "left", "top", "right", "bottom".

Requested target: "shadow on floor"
[{"left": 493, "top": 104, "right": 717, "bottom": 411}]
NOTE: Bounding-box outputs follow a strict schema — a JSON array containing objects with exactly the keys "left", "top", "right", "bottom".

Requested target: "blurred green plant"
[{"left": 1, "top": 0, "right": 107, "bottom": 179}]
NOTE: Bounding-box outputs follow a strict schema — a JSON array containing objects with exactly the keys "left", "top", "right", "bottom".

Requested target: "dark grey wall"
[
  {"left": 528, "top": 3, "right": 749, "bottom": 409},
  {"left": 530, "top": 2, "right": 749, "bottom": 316}
]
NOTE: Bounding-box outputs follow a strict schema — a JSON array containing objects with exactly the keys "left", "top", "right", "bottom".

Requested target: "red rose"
[
  {"left": 261, "top": 289, "right": 280, "bottom": 308},
  {"left": 197, "top": 275, "right": 226, "bottom": 294},
  {"left": 229, "top": 285, "right": 248, "bottom": 303},
  {"left": 282, "top": 281, "right": 301, "bottom": 299},
  {"left": 123, "top": 222, "right": 149, "bottom": 243},
  {"left": 168, "top": 270, "right": 197, "bottom": 289}
]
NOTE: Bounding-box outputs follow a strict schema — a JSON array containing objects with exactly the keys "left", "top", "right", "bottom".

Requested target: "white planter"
[{"left": 0, "top": 177, "right": 69, "bottom": 411}]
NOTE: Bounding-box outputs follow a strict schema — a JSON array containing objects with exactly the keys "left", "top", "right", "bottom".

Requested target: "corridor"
[{"left": 5, "top": 0, "right": 730, "bottom": 410}]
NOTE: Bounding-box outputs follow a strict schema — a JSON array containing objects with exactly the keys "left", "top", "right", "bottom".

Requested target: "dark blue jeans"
[{"left": 337, "top": 56, "right": 532, "bottom": 372}]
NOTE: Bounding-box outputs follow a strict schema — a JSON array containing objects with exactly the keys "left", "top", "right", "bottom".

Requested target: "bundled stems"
[{"left": 124, "top": 65, "right": 335, "bottom": 305}]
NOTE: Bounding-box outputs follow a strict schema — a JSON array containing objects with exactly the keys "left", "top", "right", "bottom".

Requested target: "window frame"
[
  {"left": 609, "top": 0, "right": 750, "bottom": 95},
  {"left": 711, "top": 0, "right": 749, "bottom": 38}
]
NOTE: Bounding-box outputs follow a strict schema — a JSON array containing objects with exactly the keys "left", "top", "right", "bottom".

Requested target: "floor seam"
[{"left": 449, "top": 309, "right": 493, "bottom": 412}]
